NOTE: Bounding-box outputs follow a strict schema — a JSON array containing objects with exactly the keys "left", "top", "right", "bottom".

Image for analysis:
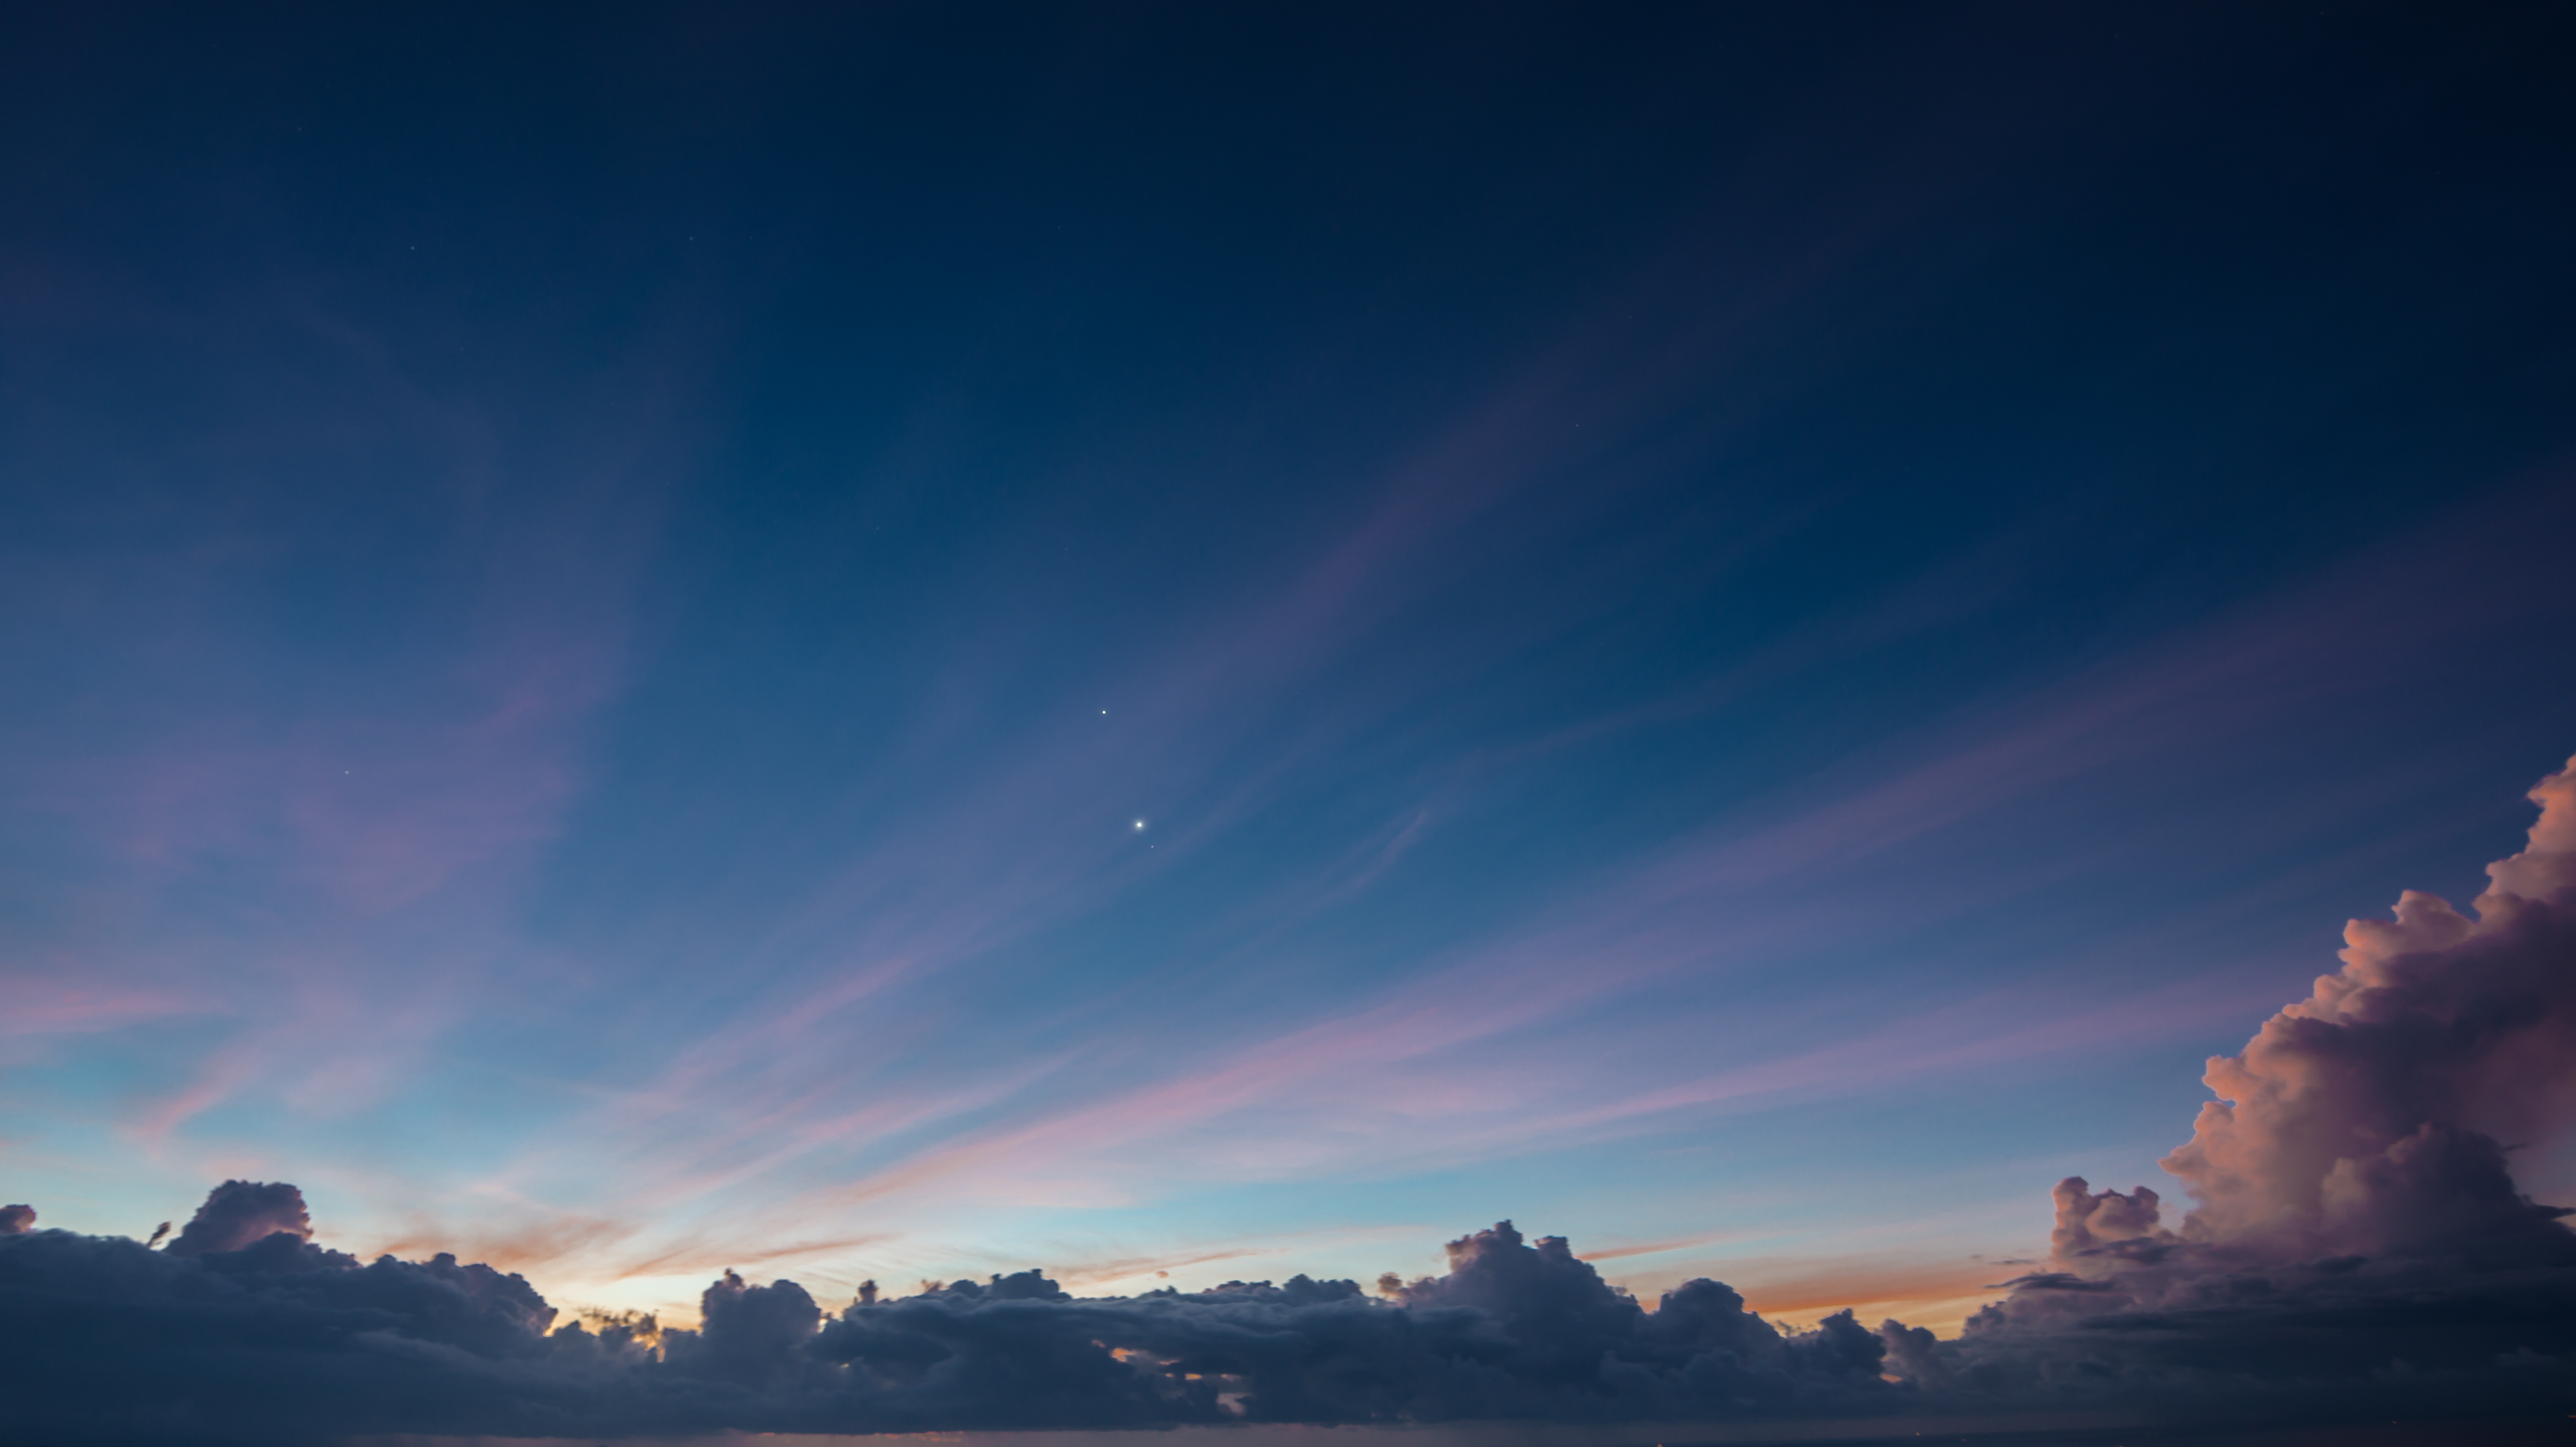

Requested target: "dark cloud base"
[
  {"left": 6, "top": 763, "right": 2576, "bottom": 1445},
  {"left": 2, "top": 1203, "right": 2568, "bottom": 1445}
]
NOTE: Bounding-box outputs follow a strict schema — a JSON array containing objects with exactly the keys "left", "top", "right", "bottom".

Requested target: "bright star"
[{"left": 1133, "top": 820, "right": 1146, "bottom": 830}]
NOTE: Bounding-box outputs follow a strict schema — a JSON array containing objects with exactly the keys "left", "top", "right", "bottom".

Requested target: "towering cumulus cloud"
[
  {"left": 2162, "top": 758, "right": 2576, "bottom": 1262},
  {"left": 1950, "top": 756, "right": 2576, "bottom": 1416},
  {"left": 2030, "top": 756, "right": 2576, "bottom": 1273},
  {"left": 3, "top": 761, "right": 2573, "bottom": 1443}
]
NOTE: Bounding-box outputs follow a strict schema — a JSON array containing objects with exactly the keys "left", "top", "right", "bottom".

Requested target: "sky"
[{"left": 3, "top": 5, "right": 2575, "bottom": 1437}]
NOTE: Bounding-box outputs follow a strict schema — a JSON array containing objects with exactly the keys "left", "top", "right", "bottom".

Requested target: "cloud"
[
  {"left": 0, "top": 1193, "right": 1891, "bottom": 1444},
  {"left": 788, "top": 1222, "right": 1893, "bottom": 1432},
  {"left": 1916, "top": 755, "right": 2576, "bottom": 1416},
  {"left": 2157, "top": 753, "right": 2576, "bottom": 1265},
  {"left": 164, "top": 1178, "right": 314, "bottom": 1258},
  {"left": 2048, "top": 1177, "right": 2167, "bottom": 1263},
  {"left": 2019, "top": 754, "right": 2576, "bottom": 1278},
  {"left": 0, "top": 1193, "right": 631, "bottom": 1447},
  {"left": 5, "top": 760, "right": 2575, "bottom": 1442}
]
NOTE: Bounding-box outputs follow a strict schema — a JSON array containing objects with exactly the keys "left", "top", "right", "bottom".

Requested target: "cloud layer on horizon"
[{"left": 5, "top": 757, "right": 2576, "bottom": 1443}]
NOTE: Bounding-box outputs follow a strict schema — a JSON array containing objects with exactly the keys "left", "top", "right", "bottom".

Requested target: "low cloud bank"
[
  {"left": 5, "top": 760, "right": 2574, "bottom": 1443},
  {"left": 0, "top": 1209, "right": 1891, "bottom": 1444}
]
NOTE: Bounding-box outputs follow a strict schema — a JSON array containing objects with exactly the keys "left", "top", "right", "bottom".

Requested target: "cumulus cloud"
[
  {"left": 2155, "top": 759, "right": 2576, "bottom": 1263},
  {"left": 0, "top": 1194, "right": 1893, "bottom": 1445},
  {"left": 0, "top": 1184, "right": 637, "bottom": 1447},
  {"left": 795, "top": 1219, "right": 1893, "bottom": 1432},
  {"left": 2047, "top": 1177, "right": 2167, "bottom": 1263},
  {"left": 4, "top": 758, "right": 2574, "bottom": 1442},
  {"left": 2014, "top": 756, "right": 2576, "bottom": 1278},
  {"left": 164, "top": 1177, "right": 314, "bottom": 1257},
  {"left": 1925, "top": 755, "right": 2576, "bottom": 1418}
]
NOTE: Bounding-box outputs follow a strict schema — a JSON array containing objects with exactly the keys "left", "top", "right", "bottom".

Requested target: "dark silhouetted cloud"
[{"left": 164, "top": 1178, "right": 314, "bottom": 1258}]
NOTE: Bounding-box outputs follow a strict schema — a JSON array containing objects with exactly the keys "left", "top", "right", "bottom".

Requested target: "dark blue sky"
[{"left": 3, "top": 3, "right": 2572, "bottom": 1327}]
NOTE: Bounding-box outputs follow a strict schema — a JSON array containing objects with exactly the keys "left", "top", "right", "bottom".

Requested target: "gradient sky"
[{"left": 3, "top": 3, "right": 2573, "bottom": 1335}]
